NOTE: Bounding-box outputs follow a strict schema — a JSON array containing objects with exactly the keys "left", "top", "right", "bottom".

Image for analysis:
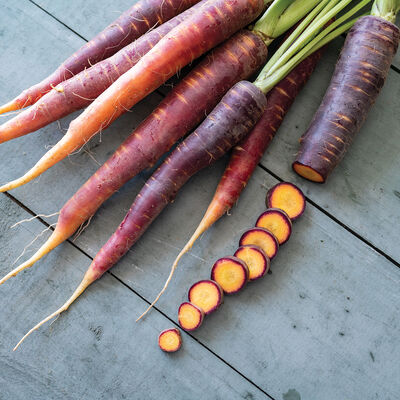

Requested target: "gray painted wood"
[
  {"left": 0, "top": 194, "right": 268, "bottom": 400},
  {"left": 259, "top": 39, "right": 400, "bottom": 262},
  {"left": 1, "top": 2, "right": 400, "bottom": 400}
]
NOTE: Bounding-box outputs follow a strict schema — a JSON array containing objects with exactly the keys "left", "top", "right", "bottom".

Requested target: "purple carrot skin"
[
  {"left": 0, "top": 3, "right": 202, "bottom": 143},
  {"left": 165, "top": 48, "right": 324, "bottom": 276},
  {"left": 14, "top": 81, "right": 267, "bottom": 349},
  {"left": 0, "top": 0, "right": 265, "bottom": 193},
  {"left": 0, "top": 0, "right": 200, "bottom": 114},
  {"left": 293, "top": 15, "right": 400, "bottom": 183},
  {"left": 0, "top": 30, "right": 268, "bottom": 287}
]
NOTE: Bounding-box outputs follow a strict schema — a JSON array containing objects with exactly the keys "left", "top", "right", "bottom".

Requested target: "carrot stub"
[
  {"left": 256, "top": 208, "right": 292, "bottom": 245},
  {"left": 188, "top": 280, "right": 223, "bottom": 315},
  {"left": 158, "top": 328, "right": 182, "bottom": 352},
  {"left": 234, "top": 245, "right": 270, "bottom": 281},
  {"left": 266, "top": 182, "right": 306, "bottom": 220},
  {"left": 178, "top": 302, "right": 205, "bottom": 331},
  {"left": 239, "top": 227, "right": 279, "bottom": 260},
  {"left": 210, "top": 256, "right": 249, "bottom": 294}
]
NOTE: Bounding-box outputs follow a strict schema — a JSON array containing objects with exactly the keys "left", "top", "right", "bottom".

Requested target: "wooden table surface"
[{"left": 0, "top": 1, "right": 399, "bottom": 399}]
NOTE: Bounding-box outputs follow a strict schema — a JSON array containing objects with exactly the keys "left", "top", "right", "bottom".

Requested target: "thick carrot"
[
  {"left": 0, "top": 0, "right": 200, "bottom": 114},
  {"left": 0, "top": 3, "right": 202, "bottom": 144},
  {"left": 14, "top": 81, "right": 267, "bottom": 349},
  {"left": 293, "top": 15, "right": 400, "bottom": 183},
  {"left": 166, "top": 48, "right": 323, "bottom": 278},
  {"left": 0, "top": 30, "right": 268, "bottom": 287},
  {"left": 0, "top": 0, "right": 264, "bottom": 193}
]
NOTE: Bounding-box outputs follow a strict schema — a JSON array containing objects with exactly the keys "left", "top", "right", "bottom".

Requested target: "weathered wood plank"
[
  {"left": 259, "top": 39, "right": 400, "bottom": 262},
  {"left": 34, "top": 0, "right": 400, "bottom": 70},
  {"left": 0, "top": 194, "right": 268, "bottom": 400}
]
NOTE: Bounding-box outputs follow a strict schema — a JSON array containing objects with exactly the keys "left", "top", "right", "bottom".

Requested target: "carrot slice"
[
  {"left": 266, "top": 182, "right": 306, "bottom": 220},
  {"left": 178, "top": 302, "right": 204, "bottom": 331},
  {"left": 256, "top": 208, "right": 292, "bottom": 245},
  {"left": 188, "top": 280, "right": 223, "bottom": 315},
  {"left": 210, "top": 256, "right": 249, "bottom": 294},
  {"left": 158, "top": 328, "right": 182, "bottom": 352},
  {"left": 234, "top": 245, "right": 270, "bottom": 281},
  {"left": 239, "top": 227, "right": 278, "bottom": 260}
]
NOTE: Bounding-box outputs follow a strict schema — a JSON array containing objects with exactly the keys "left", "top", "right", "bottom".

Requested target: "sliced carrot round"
[
  {"left": 239, "top": 227, "right": 279, "bottom": 260},
  {"left": 188, "top": 280, "right": 223, "bottom": 315},
  {"left": 256, "top": 208, "right": 292, "bottom": 244},
  {"left": 211, "top": 256, "right": 249, "bottom": 294},
  {"left": 158, "top": 328, "right": 182, "bottom": 352},
  {"left": 234, "top": 245, "right": 270, "bottom": 281},
  {"left": 266, "top": 182, "right": 306, "bottom": 220},
  {"left": 178, "top": 302, "right": 204, "bottom": 331}
]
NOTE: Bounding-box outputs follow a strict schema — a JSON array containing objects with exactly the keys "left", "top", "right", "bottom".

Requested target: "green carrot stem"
[
  {"left": 266, "top": 0, "right": 357, "bottom": 77},
  {"left": 253, "top": 0, "right": 321, "bottom": 44},
  {"left": 263, "top": 0, "right": 332, "bottom": 71},
  {"left": 255, "top": 0, "right": 372, "bottom": 93},
  {"left": 371, "top": 0, "right": 400, "bottom": 22}
]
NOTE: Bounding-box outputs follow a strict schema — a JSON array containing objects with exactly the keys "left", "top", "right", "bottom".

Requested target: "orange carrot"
[{"left": 0, "top": 0, "right": 200, "bottom": 114}]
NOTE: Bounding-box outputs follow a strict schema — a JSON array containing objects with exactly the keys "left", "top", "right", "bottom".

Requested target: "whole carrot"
[
  {"left": 0, "top": 30, "right": 268, "bottom": 286},
  {"left": 167, "top": 48, "right": 324, "bottom": 277},
  {"left": 293, "top": 2, "right": 400, "bottom": 183},
  {"left": 0, "top": 0, "right": 265, "bottom": 193},
  {"left": 0, "top": 2, "right": 202, "bottom": 144},
  {"left": 0, "top": 0, "right": 200, "bottom": 114}
]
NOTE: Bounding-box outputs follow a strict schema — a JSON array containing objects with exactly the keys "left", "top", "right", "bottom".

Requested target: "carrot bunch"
[{"left": 0, "top": 0, "right": 382, "bottom": 350}]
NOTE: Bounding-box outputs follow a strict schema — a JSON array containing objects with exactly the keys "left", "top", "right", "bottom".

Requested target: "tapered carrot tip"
[
  {"left": 178, "top": 302, "right": 204, "bottom": 331},
  {"left": 0, "top": 100, "right": 20, "bottom": 115},
  {"left": 256, "top": 208, "right": 292, "bottom": 245},
  {"left": 210, "top": 256, "right": 249, "bottom": 294},
  {"left": 292, "top": 162, "right": 325, "bottom": 183},
  {"left": 266, "top": 182, "right": 306, "bottom": 220},
  {"left": 239, "top": 227, "right": 279, "bottom": 260},
  {"left": 188, "top": 280, "right": 223, "bottom": 315},
  {"left": 158, "top": 328, "right": 182, "bottom": 352},
  {"left": 234, "top": 245, "right": 270, "bottom": 281}
]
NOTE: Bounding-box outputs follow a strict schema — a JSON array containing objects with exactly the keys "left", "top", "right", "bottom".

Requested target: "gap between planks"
[{"left": 2, "top": 191, "right": 275, "bottom": 400}]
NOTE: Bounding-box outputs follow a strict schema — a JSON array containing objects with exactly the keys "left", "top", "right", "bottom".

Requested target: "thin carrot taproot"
[
  {"left": 0, "top": 0, "right": 200, "bottom": 114},
  {"left": 0, "top": 2, "right": 203, "bottom": 144},
  {"left": 293, "top": 2, "right": 400, "bottom": 183},
  {"left": 0, "top": 0, "right": 264, "bottom": 193}
]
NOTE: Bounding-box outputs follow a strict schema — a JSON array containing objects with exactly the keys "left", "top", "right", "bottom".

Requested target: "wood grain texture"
[{"left": 0, "top": 2, "right": 399, "bottom": 400}]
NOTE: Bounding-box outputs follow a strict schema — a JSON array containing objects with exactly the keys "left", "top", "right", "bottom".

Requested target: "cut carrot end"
[
  {"left": 256, "top": 208, "right": 292, "bottom": 245},
  {"left": 210, "top": 256, "right": 249, "bottom": 294},
  {"left": 234, "top": 245, "right": 270, "bottom": 281},
  {"left": 13, "top": 272, "right": 94, "bottom": 351},
  {"left": 292, "top": 162, "right": 325, "bottom": 183},
  {"left": 0, "top": 100, "right": 20, "bottom": 115},
  {"left": 239, "top": 227, "right": 279, "bottom": 260},
  {"left": 178, "top": 302, "right": 204, "bottom": 331},
  {"left": 188, "top": 280, "right": 223, "bottom": 315},
  {"left": 158, "top": 328, "right": 182, "bottom": 352},
  {"left": 266, "top": 182, "right": 306, "bottom": 220}
]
